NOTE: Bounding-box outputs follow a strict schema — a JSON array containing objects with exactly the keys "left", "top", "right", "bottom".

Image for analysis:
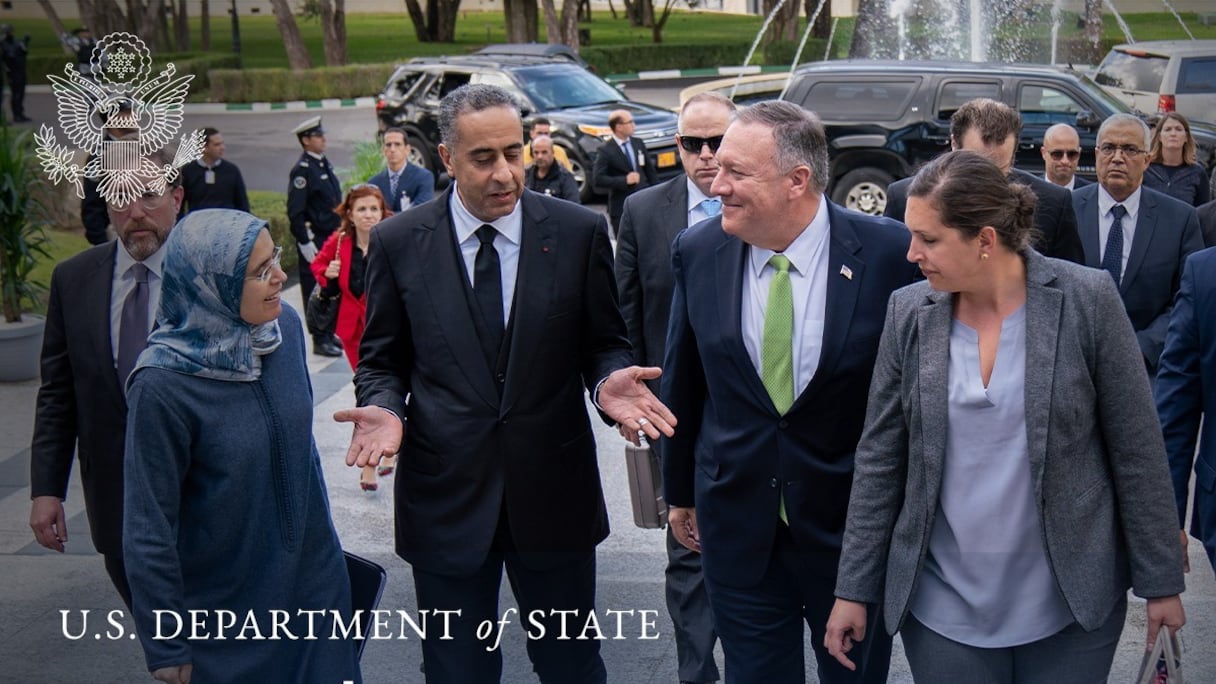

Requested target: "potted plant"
[{"left": 0, "top": 117, "right": 51, "bottom": 381}]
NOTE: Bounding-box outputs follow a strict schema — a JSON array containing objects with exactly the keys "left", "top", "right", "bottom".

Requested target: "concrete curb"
[{"left": 26, "top": 85, "right": 378, "bottom": 113}]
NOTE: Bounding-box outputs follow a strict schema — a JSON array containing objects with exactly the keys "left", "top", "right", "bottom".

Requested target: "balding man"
[
  {"left": 525, "top": 134, "right": 580, "bottom": 203},
  {"left": 593, "top": 109, "right": 656, "bottom": 236},
  {"left": 885, "top": 98, "right": 1084, "bottom": 263},
  {"left": 1041, "top": 123, "right": 1090, "bottom": 190}
]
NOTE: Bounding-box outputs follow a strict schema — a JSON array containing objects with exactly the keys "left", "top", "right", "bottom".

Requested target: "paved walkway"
[{"left": 2, "top": 284, "right": 1215, "bottom": 682}]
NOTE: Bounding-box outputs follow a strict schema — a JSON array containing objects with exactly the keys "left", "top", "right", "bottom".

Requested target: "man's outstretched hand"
[
  {"left": 599, "top": 366, "right": 676, "bottom": 441},
  {"left": 334, "top": 407, "right": 403, "bottom": 468}
]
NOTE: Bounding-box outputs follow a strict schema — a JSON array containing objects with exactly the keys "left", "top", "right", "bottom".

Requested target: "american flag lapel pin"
[{"left": 840, "top": 265, "right": 853, "bottom": 280}]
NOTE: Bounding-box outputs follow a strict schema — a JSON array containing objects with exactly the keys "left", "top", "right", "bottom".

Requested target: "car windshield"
[
  {"left": 1094, "top": 49, "right": 1168, "bottom": 92},
  {"left": 1076, "top": 72, "right": 1136, "bottom": 115},
  {"left": 513, "top": 65, "right": 625, "bottom": 110}
]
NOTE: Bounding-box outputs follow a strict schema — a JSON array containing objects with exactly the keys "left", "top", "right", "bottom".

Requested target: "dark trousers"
[
  {"left": 9, "top": 71, "right": 24, "bottom": 118},
  {"left": 296, "top": 244, "right": 318, "bottom": 310},
  {"left": 666, "top": 525, "right": 720, "bottom": 682},
  {"left": 104, "top": 551, "right": 133, "bottom": 610},
  {"left": 704, "top": 523, "right": 891, "bottom": 684},
  {"left": 410, "top": 508, "right": 606, "bottom": 684},
  {"left": 901, "top": 595, "right": 1126, "bottom": 683}
]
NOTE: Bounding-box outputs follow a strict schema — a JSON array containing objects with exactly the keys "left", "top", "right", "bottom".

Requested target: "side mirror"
[{"left": 1075, "top": 110, "right": 1101, "bottom": 129}]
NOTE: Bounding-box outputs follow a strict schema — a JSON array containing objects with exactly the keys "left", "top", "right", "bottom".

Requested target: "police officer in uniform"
[{"left": 287, "top": 116, "right": 343, "bottom": 357}]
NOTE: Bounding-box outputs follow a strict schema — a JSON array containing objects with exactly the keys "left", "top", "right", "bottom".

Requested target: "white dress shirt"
[
  {"left": 450, "top": 184, "right": 522, "bottom": 326},
  {"left": 685, "top": 178, "right": 717, "bottom": 226},
  {"left": 110, "top": 243, "right": 166, "bottom": 367},
  {"left": 1097, "top": 185, "right": 1143, "bottom": 274},
  {"left": 741, "top": 196, "right": 831, "bottom": 396}
]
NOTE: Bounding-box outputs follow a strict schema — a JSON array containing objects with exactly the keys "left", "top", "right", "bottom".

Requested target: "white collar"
[{"left": 449, "top": 183, "right": 523, "bottom": 248}]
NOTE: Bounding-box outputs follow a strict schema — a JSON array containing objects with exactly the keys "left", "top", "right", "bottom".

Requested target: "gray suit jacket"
[
  {"left": 836, "top": 250, "right": 1185, "bottom": 635},
  {"left": 615, "top": 175, "right": 689, "bottom": 381}
]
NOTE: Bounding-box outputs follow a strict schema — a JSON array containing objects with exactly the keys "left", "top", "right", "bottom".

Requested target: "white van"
[{"left": 1093, "top": 40, "right": 1216, "bottom": 124}]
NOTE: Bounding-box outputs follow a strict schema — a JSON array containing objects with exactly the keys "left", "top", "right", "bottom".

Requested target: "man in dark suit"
[
  {"left": 884, "top": 98, "right": 1084, "bottom": 263},
  {"left": 29, "top": 149, "right": 184, "bottom": 609},
  {"left": 1072, "top": 113, "right": 1203, "bottom": 373},
  {"left": 1040, "top": 123, "right": 1091, "bottom": 191},
  {"left": 616, "top": 91, "right": 735, "bottom": 684},
  {"left": 1197, "top": 198, "right": 1216, "bottom": 248},
  {"left": 1157, "top": 246, "right": 1216, "bottom": 577},
  {"left": 180, "top": 127, "right": 250, "bottom": 215},
  {"left": 593, "top": 108, "right": 657, "bottom": 235},
  {"left": 287, "top": 116, "right": 343, "bottom": 357},
  {"left": 335, "top": 84, "right": 675, "bottom": 683},
  {"left": 367, "top": 126, "right": 435, "bottom": 213},
  {"left": 661, "top": 101, "right": 918, "bottom": 683}
]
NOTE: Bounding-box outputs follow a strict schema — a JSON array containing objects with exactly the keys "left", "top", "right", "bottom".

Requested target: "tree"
[
  {"left": 172, "top": 0, "right": 190, "bottom": 52},
  {"left": 849, "top": 0, "right": 896, "bottom": 59},
  {"left": 200, "top": 0, "right": 210, "bottom": 51},
  {"left": 37, "top": 0, "right": 68, "bottom": 40},
  {"left": 1083, "top": 0, "right": 1102, "bottom": 52},
  {"left": 540, "top": 0, "right": 582, "bottom": 50},
  {"left": 504, "top": 0, "right": 539, "bottom": 43},
  {"left": 137, "top": 0, "right": 163, "bottom": 51},
  {"left": 651, "top": 0, "right": 691, "bottom": 44},
  {"left": 317, "top": 0, "right": 347, "bottom": 66},
  {"left": 763, "top": 0, "right": 799, "bottom": 44},
  {"left": 806, "top": 0, "right": 829, "bottom": 39},
  {"left": 400, "top": 0, "right": 462, "bottom": 43},
  {"left": 269, "top": 0, "right": 312, "bottom": 69}
]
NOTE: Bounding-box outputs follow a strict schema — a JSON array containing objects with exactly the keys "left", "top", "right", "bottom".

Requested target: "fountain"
[
  {"left": 969, "top": 0, "right": 986, "bottom": 62},
  {"left": 1104, "top": 0, "right": 1136, "bottom": 44},
  {"left": 778, "top": 0, "right": 831, "bottom": 100},
  {"left": 730, "top": 0, "right": 787, "bottom": 101},
  {"left": 1160, "top": 0, "right": 1196, "bottom": 40}
]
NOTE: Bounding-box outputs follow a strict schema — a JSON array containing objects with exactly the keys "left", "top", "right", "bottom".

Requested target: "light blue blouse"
[{"left": 909, "top": 306, "right": 1074, "bottom": 647}]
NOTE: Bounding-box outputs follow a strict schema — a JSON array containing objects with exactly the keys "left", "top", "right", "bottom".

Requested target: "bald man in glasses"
[{"left": 1041, "top": 123, "right": 1090, "bottom": 190}]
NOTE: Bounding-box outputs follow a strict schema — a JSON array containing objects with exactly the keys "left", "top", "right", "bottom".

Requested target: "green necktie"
[{"left": 761, "top": 254, "right": 794, "bottom": 524}]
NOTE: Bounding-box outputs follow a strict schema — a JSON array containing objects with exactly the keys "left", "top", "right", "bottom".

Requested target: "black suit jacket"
[
  {"left": 615, "top": 174, "right": 690, "bottom": 384},
  {"left": 1073, "top": 184, "right": 1204, "bottom": 370},
  {"left": 660, "top": 201, "right": 920, "bottom": 588},
  {"left": 1198, "top": 198, "right": 1216, "bottom": 248},
  {"left": 1039, "top": 173, "right": 1092, "bottom": 189},
  {"left": 592, "top": 136, "right": 657, "bottom": 220},
  {"left": 885, "top": 169, "right": 1085, "bottom": 263},
  {"left": 31, "top": 242, "right": 129, "bottom": 555},
  {"left": 355, "top": 189, "right": 632, "bottom": 575}
]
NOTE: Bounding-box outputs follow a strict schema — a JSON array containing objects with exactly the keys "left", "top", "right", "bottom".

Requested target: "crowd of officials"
[{"left": 26, "top": 80, "right": 1216, "bottom": 684}]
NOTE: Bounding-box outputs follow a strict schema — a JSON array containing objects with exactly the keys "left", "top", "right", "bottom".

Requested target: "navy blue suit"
[
  {"left": 661, "top": 201, "right": 918, "bottom": 683},
  {"left": 367, "top": 163, "right": 435, "bottom": 213},
  {"left": 1156, "top": 246, "right": 1216, "bottom": 574},
  {"left": 1072, "top": 184, "right": 1203, "bottom": 372}
]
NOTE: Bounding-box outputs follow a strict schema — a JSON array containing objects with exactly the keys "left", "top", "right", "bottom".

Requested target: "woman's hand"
[
  {"left": 825, "top": 599, "right": 869, "bottom": 671},
  {"left": 324, "top": 258, "right": 340, "bottom": 280}
]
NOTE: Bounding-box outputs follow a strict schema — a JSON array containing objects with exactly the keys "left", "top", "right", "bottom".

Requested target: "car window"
[
  {"left": 422, "top": 71, "right": 472, "bottom": 102},
  {"left": 1019, "top": 84, "right": 1085, "bottom": 126},
  {"left": 1094, "top": 50, "right": 1167, "bottom": 92},
  {"left": 936, "top": 81, "right": 1001, "bottom": 120},
  {"left": 1177, "top": 57, "right": 1216, "bottom": 95},
  {"left": 511, "top": 65, "right": 625, "bottom": 110},
  {"left": 800, "top": 80, "right": 918, "bottom": 121},
  {"left": 387, "top": 70, "right": 428, "bottom": 100}
]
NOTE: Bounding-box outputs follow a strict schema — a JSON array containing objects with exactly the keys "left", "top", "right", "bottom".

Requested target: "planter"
[{"left": 0, "top": 315, "right": 45, "bottom": 382}]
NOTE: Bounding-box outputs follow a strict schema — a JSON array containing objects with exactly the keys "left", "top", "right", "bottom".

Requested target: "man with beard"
[{"left": 29, "top": 148, "right": 184, "bottom": 609}]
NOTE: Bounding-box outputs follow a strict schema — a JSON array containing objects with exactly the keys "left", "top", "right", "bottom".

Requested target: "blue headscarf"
[{"left": 131, "top": 209, "right": 282, "bottom": 385}]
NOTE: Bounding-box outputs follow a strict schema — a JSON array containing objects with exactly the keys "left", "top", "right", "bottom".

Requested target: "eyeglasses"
[
  {"left": 1097, "top": 143, "right": 1146, "bottom": 158},
  {"left": 110, "top": 188, "right": 173, "bottom": 214},
  {"left": 678, "top": 135, "right": 725, "bottom": 154},
  {"left": 247, "top": 245, "right": 283, "bottom": 282},
  {"left": 1046, "top": 148, "right": 1080, "bottom": 160}
]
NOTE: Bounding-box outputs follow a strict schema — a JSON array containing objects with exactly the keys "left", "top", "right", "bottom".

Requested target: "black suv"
[
  {"left": 375, "top": 54, "right": 682, "bottom": 202},
  {"left": 780, "top": 60, "right": 1216, "bottom": 215}
]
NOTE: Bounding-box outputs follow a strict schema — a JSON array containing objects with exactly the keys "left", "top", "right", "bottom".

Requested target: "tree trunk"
[
  {"left": 622, "top": 0, "right": 642, "bottom": 28},
  {"left": 139, "top": 0, "right": 163, "bottom": 51},
  {"left": 268, "top": 0, "right": 312, "bottom": 69},
  {"left": 807, "top": 0, "right": 829, "bottom": 39},
  {"left": 640, "top": 0, "right": 654, "bottom": 29},
  {"left": 434, "top": 0, "right": 461, "bottom": 42},
  {"left": 77, "top": 0, "right": 128, "bottom": 37},
  {"left": 174, "top": 0, "right": 190, "bottom": 52},
  {"left": 541, "top": 0, "right": 561, "bottom": 43},
  {"left": 318, "top": 0, "right": 347, "bottom": 66},
  {"left": 200, "top": 0, "right": 210, "bottom": 51},
  {"left": 156, "top": 1, "right": 171, "bottom": 51},
  {"left": 38, "top": 0, "right": 69, "bottom": 38},
  {"left": 504, "top": 0, "right": 530, "bottom": 43},
  {"left": 850, "top": 0, "right": 895, "bottom": 59},
  {"left": 1083, "top": 0, "right": 1102, "bottom": 48},
  {"left": 579, "top": 0, "right": 591, "bottom": 23},
  {"left": 561, "top": 0, "right": 580, "bottom": 49},
  {"left": 402, "top": 0, "right": 430, "bottom": 42},
  {"left": 652, "top": 0, "right": 678, "bottom": 43},
  {"left": 764, "top": 0, "right": 799, "bottom": 44}
]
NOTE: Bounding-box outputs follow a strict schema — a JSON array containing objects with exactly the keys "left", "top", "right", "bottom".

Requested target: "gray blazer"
[{"left": 836, "top": 250, "right": 1185, "bottom": 635}]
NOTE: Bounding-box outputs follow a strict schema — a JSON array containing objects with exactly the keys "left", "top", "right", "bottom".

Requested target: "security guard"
[{"left": 287, "top": 116, "right": 343, "bottom": 357}]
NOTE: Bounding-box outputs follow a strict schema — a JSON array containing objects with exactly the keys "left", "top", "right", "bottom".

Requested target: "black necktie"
[
  {"left": 117, "top": 263, "right": 149, "bottom": 386},
  {"left": 474, "top": 225, "right": 504, "bottom": 367},
  {"left": 1102, "top": 204, "right": 1126, "bottom": 285}
]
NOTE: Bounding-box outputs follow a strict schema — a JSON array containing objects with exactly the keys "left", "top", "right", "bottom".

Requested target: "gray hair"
[
  {"left": 733, "top": 100, "right": 830, "bottom": 193},
  {"left": 1098, "top": 113, "right": 1150, "bottom": 148},
  {"left": 680, "top": 91, "right": 736, "bottom": 123},
  {"left": 438, "top": 84, "right": 520, "bottom": 148}
]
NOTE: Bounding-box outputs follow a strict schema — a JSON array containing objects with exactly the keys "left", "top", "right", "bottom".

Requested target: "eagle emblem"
[{"left": 34, "top": 32, "right": 205, "bottom": 209}]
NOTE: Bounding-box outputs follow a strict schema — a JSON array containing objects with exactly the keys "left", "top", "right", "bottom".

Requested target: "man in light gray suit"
[
  {"left": 615, "top": 91, "right": 735, "bottom": 684},
  {"left": 1071, "top": 113, "right": 1203, "bottom": 373}
]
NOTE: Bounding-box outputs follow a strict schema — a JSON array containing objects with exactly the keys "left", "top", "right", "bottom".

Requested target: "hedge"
[
  {"left": 207, "top": 63, "right": 397, "bottom": 104},
  {"left": 248, "top": 190, "right": 297, "bottom": 275},
  {"left": 27, "top": 52, "right": 239, "bottom": 94}
]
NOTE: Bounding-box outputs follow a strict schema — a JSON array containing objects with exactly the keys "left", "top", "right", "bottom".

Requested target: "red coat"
[{"left": 310, "top": 231, "right": 367, "bottom": 370}]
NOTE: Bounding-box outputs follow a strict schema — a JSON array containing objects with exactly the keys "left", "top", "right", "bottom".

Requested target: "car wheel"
[
  {"left": 832, "top": 168, "right": 894, "bottom": 216},
  {"left": 407, "top": 134, "right": 432, "bottom": 173},
  {"left": 563, "top": 147, "right": 594, "bottom": 203}
]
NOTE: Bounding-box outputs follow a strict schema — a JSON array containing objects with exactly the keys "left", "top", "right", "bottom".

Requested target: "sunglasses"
[
  {"left": 1046, "top": 149, "right": 1081, "bottom": 161},
  {"left": 678, "top": 135, "right": 724, "bottom": 154}
]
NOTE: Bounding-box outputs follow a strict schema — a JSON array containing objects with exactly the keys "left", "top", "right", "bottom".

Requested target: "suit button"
[
  {"left": 500, "top": 418, "right": 509, "bottom": 425},
  {"left": 496, "top": 372, "right": 506, "bottom": 383},
  {"left": 770, "top": 478, "right": 778, "bottom": 488},
  {"left": 778, "top": 420, "right": 789, "bottom": 429}
]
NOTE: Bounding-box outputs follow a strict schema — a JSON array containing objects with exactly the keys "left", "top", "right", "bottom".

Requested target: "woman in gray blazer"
[{"left": 823, "top": 151, "right": 1186, "bottom": 682}]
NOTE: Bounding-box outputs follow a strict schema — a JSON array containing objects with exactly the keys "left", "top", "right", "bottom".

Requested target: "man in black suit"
[
  {"left": 1197, "top": 198, "right": 1216, "bottom": 248},
  {"left": 179, "top": 127, "right": 250, "bottom": 215},
  {"left": 1040, "top": 123, "right": 1091, "bottom": 191},
  {"left": 616, "top": 91, "right": 734, "bottom": 684},
  {"left": 29, "top": 149, "right": 184, "bottom": 609},
  {"left": 335, "top": 84, "right": 675, "bottom": 683},
  {"left": 593, "top": 108, "right": 657, "bottom": 236},
  {"left": 1072, "top": 113, "right": 1203, "bottom": 373},
  {"left": 662, "top": 101, "right": 918, "bottom": 683},
  {"left": 884, "top": 98, "right": 1084, "bottom": 263}
]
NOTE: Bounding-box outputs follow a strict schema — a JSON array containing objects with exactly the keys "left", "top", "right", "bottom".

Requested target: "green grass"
[{"left": 27, "top": 228, "right": 92, "bottom": 315}]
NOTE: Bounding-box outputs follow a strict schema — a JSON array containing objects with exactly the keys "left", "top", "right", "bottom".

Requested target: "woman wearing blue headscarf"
[{"left": 122, "top": 210, "right": 361, "bottom": 683}]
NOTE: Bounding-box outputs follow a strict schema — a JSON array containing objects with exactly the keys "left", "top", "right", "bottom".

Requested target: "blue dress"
[{"left": 124, "top": 306, "right": 361, "bottom": 682}]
